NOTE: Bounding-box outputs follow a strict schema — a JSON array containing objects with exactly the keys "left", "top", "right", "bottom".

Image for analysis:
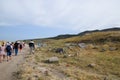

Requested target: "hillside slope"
[{"left": 17, "top": 30, "right": 120, "bottom": 80}]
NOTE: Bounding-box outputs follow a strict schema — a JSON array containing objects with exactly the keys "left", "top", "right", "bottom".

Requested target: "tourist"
[{"left": 29, "top": 40, "right": 35, "bottom": 54}]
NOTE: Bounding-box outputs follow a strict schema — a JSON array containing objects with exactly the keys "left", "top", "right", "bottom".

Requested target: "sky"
[{"left": 0, "top": 0, "right": 120, "bottom": 41}]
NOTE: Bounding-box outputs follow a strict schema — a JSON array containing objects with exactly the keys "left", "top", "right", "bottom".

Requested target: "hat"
[
  {"left": 6, "top": 43, "right": 10, "bottom": 45},
  {"left": 17, "top": 41, "right": 20, "bottom": 43},
  {"left": 30, "top": 41, "right": 34, "bottom": 43}
]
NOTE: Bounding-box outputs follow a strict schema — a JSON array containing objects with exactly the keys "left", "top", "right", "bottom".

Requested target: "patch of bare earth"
[{"left": 0, "top": 46, "right": 29, "bottom": 80}]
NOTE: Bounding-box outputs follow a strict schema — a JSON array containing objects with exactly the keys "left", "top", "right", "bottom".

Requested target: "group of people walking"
[
  {"left": 0, "top": 41, "right": 24, "bottom": 62},
  {"left": 0, "top": 40, "right": 35, "bottom": 63}
]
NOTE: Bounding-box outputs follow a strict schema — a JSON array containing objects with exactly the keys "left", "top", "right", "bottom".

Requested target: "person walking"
[
  {"left": 5, "top": 42, "right": 12, "bottom": 62},
  {"left": 0, "top": 45, "right": 2, "bottom": 63},
  {"left": 19, "top": 43, "right": 23, "bottom": 53},
  {"left": 0, "top": 43, "right": 6, "bottom": 62},
  {"left": 29, "top": 40, "right": 35, "bottom": 54},
  {"left": 14, "top": 41, "right": 19, "bottom": 56}
]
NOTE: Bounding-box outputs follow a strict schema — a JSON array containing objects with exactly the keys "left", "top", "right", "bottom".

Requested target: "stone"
[
  {"left": 78, "top": 43, "right": 86, "bottom": 48},
  {"left": 55, "top": 48, "right": 64, "bottom": 54},
  {"left": 37, "top": 67, "right": 47, "bottom": 73},
  {"left": 47, "top": 57, "right": 59, "bottom": 63},
  {"left": 65, "top": 43, "right": 71, "bottom": 46},
  {"left": 88, "top": 63, "right": 96, "bottom": 68},
  {"left": 109, "top": 47, "right": 118, "bottom": 51},
  {"left": 100, "top": 48, "right": 106, "bottom": 52}
]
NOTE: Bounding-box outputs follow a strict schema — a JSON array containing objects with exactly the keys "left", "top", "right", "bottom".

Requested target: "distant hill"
[
  {"left": 22, "top": 27, "right": 120, "bottom": 42},
  {"left": 78, "top": 27, "right": 120, "bottom": 36},
  {"left": 47, "top": 34, "right": 76, "bottom": 40},
  {"left": 49, "top": 27, "right": 120, "bottom": 39}
]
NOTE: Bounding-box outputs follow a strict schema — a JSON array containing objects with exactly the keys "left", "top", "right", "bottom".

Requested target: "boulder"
[
  {"left": 100, "top": 48, "right": 106, "bottom": 52},
  {"left": 47, "top": 57, "right": 59, "bottom": 63},
  {"left": 78, "top": 43, "right": 86, "bottom": 48},
  {"left": 88, "top": 63, "right": 96, "bottom": 68},
  {"left": 55, "top": 48, "right": 64, "bottom": 54},
  {"left": 109, "top": 47, "right": 118, "bottom": 51}
]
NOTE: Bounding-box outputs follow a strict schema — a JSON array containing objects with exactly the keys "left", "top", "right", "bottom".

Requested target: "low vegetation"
[{"left": 17, "top": 31, "right": 120, "bottom": 80}]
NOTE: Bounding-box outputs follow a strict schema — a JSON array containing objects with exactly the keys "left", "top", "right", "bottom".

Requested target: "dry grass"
[
  {"left": 64, "top": 31, "right": 120, "bottom": 44},
  {"left": 17, "top": 31, "right": 120, "bottom": 80}
]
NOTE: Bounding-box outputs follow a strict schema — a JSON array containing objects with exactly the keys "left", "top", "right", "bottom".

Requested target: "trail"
[{"left": 0, "top": 46, "right": 29, "bottom": 80}]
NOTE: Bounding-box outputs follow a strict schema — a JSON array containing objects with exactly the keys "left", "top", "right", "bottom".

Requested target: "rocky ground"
[
  {"left": 0, "top": 43, "right": 119, "bottom": 80},
  {"left": 16, "top": 44, "right": 120, "bottom": 80}
]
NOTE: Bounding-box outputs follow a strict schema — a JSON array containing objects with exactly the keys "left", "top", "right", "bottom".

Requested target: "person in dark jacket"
[
  {"left": 14, "top": 41, "right": 19, "bottom": 56},
  {"left": 29, "top": 40, "right": 35, "bottom": 54},
  {"left": 5, "top": 42, "right": 12, "bottom": 61}
]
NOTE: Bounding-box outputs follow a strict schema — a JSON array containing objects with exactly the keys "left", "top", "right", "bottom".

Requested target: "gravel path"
[{"left": 0, "top": 46, "right": 29, "bottom": 80}]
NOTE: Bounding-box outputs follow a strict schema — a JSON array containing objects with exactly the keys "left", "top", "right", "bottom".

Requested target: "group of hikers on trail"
[
  {"left": 0, "top": 40, "right": 35, "bottom": 63},
  {"left": 0, "top": 41, "right": 25, "bottom": 62}
]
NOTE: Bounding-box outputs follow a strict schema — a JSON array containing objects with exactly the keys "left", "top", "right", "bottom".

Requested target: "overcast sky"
[{"left": 0, "top": 0, "right": 120, "bottom": 41}]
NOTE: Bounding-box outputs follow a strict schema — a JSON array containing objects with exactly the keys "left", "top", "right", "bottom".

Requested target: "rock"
[
  {"left": 51, "top": 48, "right": 65, "bottom": 54},
  {"left": 37, "top": 67, "right": 47, "bottom": 73},
  {"left": 88, "top": 63, "right": 96, "bottom": 68},
  {"left": 109, "top": 47, "right": 118, "bottom": 51},
  {"left": 100, "top": 48, "right": 106, "bottom": 52},
  {"left": 55, "top": 48, "right": 64, "bottom": 54},
  {"left": 47, "top": 57, "right": 59, "bottom": 63},
  {"left": 78, "top": 43, "right": 86, "bottom": 48},
  {"left": 65, "top": 43, "right": 71, "bottom": 46}
]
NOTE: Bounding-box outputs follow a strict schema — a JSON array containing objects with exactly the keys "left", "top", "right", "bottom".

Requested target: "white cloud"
[{"left": 0, "top": 0, "right": 120, "bottom": 30}]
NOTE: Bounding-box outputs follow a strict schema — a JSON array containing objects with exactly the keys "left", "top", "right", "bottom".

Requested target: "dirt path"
[{"left": 0, "top": 46, "right": 29, "bottom": 80}]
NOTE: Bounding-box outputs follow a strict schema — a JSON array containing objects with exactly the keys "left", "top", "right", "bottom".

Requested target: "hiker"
[
  {"left": 19, "top": 43, "right": 23, "bottom": 52},
  {"left": 0, "top": 43, "right": 6, "bottom": 62},
  {"left": 0, "top": 45, "right": 2, "bottom": 62},
  {"left": 14, "top": 41, "right": 19, "bottom": 56},
  {"left": 29, "top": 40, "right": 35, "bottom": 54},
  {"left": 22, "top": 42, "right": 25, "bottom": 48},
  {"left": 10, "top": 42, "right": 14, "bottom": 56},
  {"left": 5, "top": 42, "right": 12, "bottom": 61}
]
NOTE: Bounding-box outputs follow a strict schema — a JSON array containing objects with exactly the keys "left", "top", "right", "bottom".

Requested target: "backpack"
[
  {"left": 20, "top": 44, "right": 22, "bottom": 48},
  {"left": 29, "top": 43, "right": 34, "bottom": 47},
  {"left": 6, "top": 45, "right": 11, "bottom": 52}
]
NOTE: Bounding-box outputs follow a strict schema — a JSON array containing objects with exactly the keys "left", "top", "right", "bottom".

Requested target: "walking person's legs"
[
  {"left": 9, "top": 51, "right": 12, "bottom": 60},
  {"left": 15, "top": 49, "right": 18, "bottom": 56},
  {"left": 30, "top": 47, "right": 32, "bottom": 54},
  {"left": 7, "top": 52, "right": 12, "bottom": 61},
  {"left": 30, "top": 47, "right": 34, "bottom": 54},
  {"left": 7, "top": 52, "right": 9, "bottom": 61},
  {"left": 32, "top": 47, "right": 35, "bottom": 54},
  {"left": 3, "top": 54, "right": 6, "bottom": 61},
  {"left": 0, "top": 54, "right": 2, "bottom": 63}
]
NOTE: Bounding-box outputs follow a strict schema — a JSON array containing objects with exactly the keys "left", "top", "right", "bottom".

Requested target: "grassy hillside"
[
  {"left": 17, "top": 31, "right": 120, "bottom": 80},
  {"left": 64, "top": 31, "right": 120, "bottom": 43}
]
